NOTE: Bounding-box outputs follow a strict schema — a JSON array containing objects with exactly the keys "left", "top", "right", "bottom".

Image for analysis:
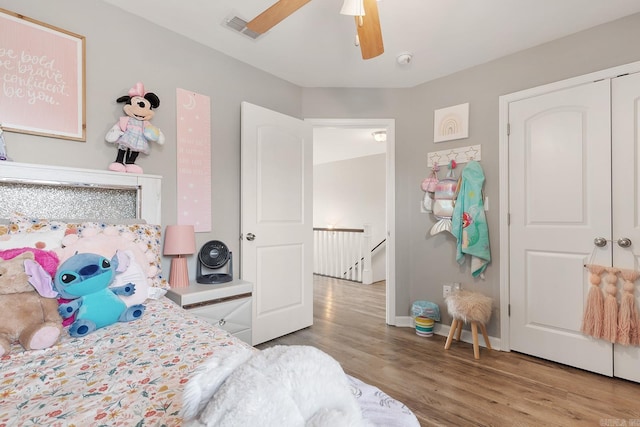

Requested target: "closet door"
[
  {"left": 508, "top": 79, "right": 613, "bottom": 376},
  {"left": 611, "top": 72, "right": 640, "bottom": 383}
]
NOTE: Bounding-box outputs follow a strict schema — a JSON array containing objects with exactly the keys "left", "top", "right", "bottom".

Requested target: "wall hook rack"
[{"left": 427, "top": 144, "right": 481, "bottom": 168}]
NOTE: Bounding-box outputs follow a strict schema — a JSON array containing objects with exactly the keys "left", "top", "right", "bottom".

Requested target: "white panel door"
[
  {"left": 612, "top": 72, "right": 640, "bottom": 383},
  {"left": 241, "top": 102, "right": 313, "bottom": 346},
  {"left": 509, "top": 80, "right": 614, "bottom": 375}
]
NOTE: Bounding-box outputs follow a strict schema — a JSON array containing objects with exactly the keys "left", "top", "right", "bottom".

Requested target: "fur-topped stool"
[{"left": 444, "top": 290, "right": 493, "bottom": 359}]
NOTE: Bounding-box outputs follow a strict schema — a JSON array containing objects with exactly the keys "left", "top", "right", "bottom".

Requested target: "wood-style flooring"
[{"left": 256, "top": 276, "right": 640, "bottom": 427}]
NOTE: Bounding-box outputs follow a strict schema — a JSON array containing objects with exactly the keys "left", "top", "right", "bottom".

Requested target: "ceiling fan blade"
[
  {"left": 356, "top": 0, "right": 384, "bottom": 59},
  {"left": 246, "top": 0, "right": 311, "bottom": 35}
]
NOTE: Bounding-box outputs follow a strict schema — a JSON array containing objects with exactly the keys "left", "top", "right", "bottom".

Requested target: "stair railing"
[{"left": 313, "top": 224, "right": 375, "bottom": 283}]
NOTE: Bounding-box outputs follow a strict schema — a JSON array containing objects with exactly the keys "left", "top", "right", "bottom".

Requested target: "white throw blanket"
[{"left": 181, "top": 345, "right": 370, "bottom": 427}]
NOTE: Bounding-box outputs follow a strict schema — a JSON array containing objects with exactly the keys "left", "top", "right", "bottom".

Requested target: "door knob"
[
  {"left": 594, "top": 237, "right": 607, "bottom": 247},
  {"left": 617, "top": 237, "right": 632, "bottom": 248},
  {"left": 246, "top": 233, "right": 256, "bottom": 241}
]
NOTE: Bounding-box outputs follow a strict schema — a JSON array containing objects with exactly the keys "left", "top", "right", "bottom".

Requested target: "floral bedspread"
[{"left": 0, "top": 297, "right": 251, "bottom": 427}]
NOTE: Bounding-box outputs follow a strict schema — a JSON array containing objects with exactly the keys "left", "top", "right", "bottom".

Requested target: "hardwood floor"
[{"left": 257, "top": 276, "right": 640, "bottom": 427}]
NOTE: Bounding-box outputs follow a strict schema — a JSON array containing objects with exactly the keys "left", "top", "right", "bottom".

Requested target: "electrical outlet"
[{"left": 443, "top": 284, "right": 452, "bottom": 298}]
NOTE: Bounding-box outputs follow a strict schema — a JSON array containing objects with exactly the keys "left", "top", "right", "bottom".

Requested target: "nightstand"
[{"left": 165, "top": 280, "right": 253, "bottom": 345}]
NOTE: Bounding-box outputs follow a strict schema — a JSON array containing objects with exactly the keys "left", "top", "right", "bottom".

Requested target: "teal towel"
[{"left": 452, "top": 161, "right": 491, "bottom": 277}]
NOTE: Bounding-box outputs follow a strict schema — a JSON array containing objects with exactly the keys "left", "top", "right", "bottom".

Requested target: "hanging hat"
[{"left": 421, "top": 163, "right": 440, "bottom": 193}]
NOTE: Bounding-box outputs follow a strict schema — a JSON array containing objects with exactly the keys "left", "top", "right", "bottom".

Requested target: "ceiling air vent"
[{"left": 224, "top": 15, "right": 261, "bottom": 40}]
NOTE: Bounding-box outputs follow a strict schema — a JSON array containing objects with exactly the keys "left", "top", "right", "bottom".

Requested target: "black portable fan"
[{"left": 196, "top": 240, "right": 233, "bottom": 284}]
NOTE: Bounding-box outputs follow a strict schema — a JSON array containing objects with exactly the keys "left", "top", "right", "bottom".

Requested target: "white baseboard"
[
  {"left": 394, "top": 316, "right": 502, "bottom": 350},
  {"left": 394, "top": 316, "right": 414, "bottom": 327}
]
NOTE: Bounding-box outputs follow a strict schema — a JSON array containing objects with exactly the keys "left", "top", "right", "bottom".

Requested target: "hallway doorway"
[{"left": 307, "top": 118, "right": 396, "bottom": 325}]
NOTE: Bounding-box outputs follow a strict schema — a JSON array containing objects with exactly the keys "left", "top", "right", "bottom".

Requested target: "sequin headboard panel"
[
  {"left": 0, "top": 162, "right": 162, "bottom": 224},
  {"left": 0, "top": 181, "right": 138, "bottom": 221}
]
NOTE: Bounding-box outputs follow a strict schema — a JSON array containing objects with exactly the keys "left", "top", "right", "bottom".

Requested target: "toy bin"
[
  {"left": 414, "top": 316, "right": 435, "bottom": 337},
  {"left": 411, "top": 300, "right": 440, "bottom": 337}
]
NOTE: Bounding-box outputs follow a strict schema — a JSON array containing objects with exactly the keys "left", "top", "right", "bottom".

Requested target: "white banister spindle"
[
  {"left": 334, "top": 231, "right": 340, "bottom": 277},
  {"left": 357, "top": 236, "right": 362, "bottom": 282},
  {"left": 330, "top": 231, "right": 335, "bottom": 276},
  {"left": 343, "top": 233, "right": 354, "bottom": 280},
  {"left": 362, "top": 223, "right": 372, "bottom": 284},
  {"left": 321, "top": 230, "right": 328, "bottom": 275},
  {"left": 338, "top": 231, "right": 344, "bottom": 279},
  {"left": 314, "top": 229, "right": 318, "bottom": 273},
  {"left": 328, "top": 231, "right": 332, "bottom": 275},
  {"left": 317, "top": 230, "right": 322, "bottom": 274},
  {"left": 353, "top": 232, "right": 358, "bottom": 281}
]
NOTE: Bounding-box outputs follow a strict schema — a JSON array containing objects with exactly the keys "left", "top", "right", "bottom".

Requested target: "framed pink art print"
[{"left": 0, "top": 8, "right": 86, "bottom": 141}]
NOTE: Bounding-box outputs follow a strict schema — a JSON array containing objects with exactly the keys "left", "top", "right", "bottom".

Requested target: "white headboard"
[{"left": 0, "top": 162, "right": 162, "bottom": 224}]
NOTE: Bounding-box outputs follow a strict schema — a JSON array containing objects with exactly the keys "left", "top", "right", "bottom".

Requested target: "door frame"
[
  {"left": 305, "top": 118, "right": 396, "bottom": 325},
  {"left": 498, "top": 60, "right": 640, "bottom": 351}
]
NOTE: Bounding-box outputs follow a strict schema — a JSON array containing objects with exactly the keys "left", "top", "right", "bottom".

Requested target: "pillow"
[
  {"left": 55, "top": 225, "right": 167, "bottom": 289},
  {"left": 111, "top": 250, "right": 149, "bottom": 306},
  {"left": 0, "top": 218, "right": 9, "bottom": 237},
  {"left": 9, "top": 213, "right": 166, "bottom": 288},
  {"left": 8, "top": 212, "right": 68, "bottom": 234},
  {"left": 9, "top": 212, "right": 147, "bottom": 231},
  {"left": 0, "top": 228, "right": 66, "bottom": 251},
  {"left": 54, "top": 234, "right": 152, "bottom": 303},
  {"left": 74, "top": 222, "right": 164, "bottom": 286}
]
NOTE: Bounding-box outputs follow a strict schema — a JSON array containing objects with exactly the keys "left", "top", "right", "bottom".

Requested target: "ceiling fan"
[{"left": 245, "top": 0, "right": 384, "bottom": 60}]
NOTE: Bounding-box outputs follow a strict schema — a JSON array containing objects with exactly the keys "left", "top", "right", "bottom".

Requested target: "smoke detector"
[{"left": 396, "top": 52, "right": 413, "bottom": 65}]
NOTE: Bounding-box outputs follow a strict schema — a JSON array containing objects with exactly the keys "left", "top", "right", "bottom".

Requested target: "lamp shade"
[
  {"left": 163, "top": 225, "right": 196, "bottom": 256},
  {"left": 340, "top": 0, "right": 365, "bottom": 16}
]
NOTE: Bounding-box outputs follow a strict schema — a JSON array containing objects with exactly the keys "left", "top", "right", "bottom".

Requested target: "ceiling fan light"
[
  {"left": 372, "top": 130, "right": 387, "bottom": 142},
  {"left": 340, "top": 0, "right": 365, "bottom": 16}
]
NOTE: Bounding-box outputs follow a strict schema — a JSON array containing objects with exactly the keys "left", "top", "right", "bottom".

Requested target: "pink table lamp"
[{"left": 164, "top": 225, "right": 196, "bottom": 288}]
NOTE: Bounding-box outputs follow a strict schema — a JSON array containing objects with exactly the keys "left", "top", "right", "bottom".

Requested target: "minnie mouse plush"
[{"left": 106, "top": 82, "right": 165, "bottom": 174}]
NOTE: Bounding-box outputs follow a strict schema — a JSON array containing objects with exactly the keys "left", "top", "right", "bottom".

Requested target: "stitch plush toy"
[
  {"left": 105, "top": 82, "right": 164, "bottom": 174},
  {"left": 54, "top": 252, "right": 145, "bottom": 337}
]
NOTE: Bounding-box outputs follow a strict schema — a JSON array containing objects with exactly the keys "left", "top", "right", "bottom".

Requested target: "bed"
[{"left": 0, "top": 162, "right": 419, "bottom": 426}]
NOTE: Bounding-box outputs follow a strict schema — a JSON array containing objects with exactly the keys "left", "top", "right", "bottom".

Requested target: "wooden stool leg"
[
  {"left": 471, "top": 321, "right": 480, "bottom": 359},
  {"left": 480, "top": 323, "right": 492, "bottom": 350},
  {"left": 444, "top": 319, "right": 458, "bottom": 350},
  {"left": 455, "top": 319, "right": 463, "bottom": 341}
]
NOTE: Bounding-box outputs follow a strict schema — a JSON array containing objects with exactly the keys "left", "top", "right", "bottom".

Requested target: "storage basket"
[{"left": 414, "top": 316, "right": 435, "bottom": 337}]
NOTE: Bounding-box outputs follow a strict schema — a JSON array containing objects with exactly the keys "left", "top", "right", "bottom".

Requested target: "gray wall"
[
  {"left": 302, "top": 13, "right": 640, "bottom": 336},
  {"left": 0, "top": 0, "right": 302, "bottom": 281},
  {"left": 3, "top": 0, "right": 640, "bottom": 338}
]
